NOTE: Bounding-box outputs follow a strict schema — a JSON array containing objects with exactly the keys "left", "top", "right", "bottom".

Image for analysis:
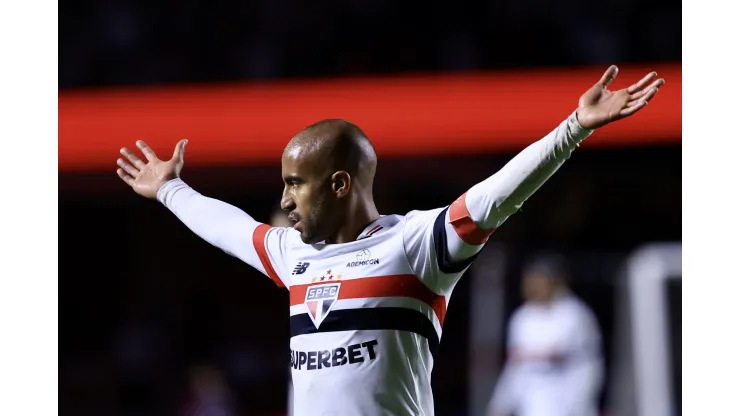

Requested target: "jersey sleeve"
[
  {"left": 570, "top": 304, "right": 602, "bottom": 358},
  {"left": 402, "top": 207, "right": 478, "bottom": 294},
  {"left": 559, "top": 303, "right": 605, "bottom": 411},
  {"left": 157, "top": 178, "right": 293, "bottom": 289},
  {"left": 460, "top": 111, "right": 592, "bottom": 231},
  {"left": 403, "top": 111, "right": 593, "bottom": 294}
]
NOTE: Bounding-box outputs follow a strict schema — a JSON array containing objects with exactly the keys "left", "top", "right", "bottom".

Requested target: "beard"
[{"left": 298, "top": 193, "right": 330, "bottom": 244}]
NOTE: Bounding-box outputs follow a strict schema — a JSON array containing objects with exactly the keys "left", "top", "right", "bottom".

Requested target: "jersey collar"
[
  {"left": 356, "top": 215, "right": 400, "bottom": 240},
  {"left": 311, "top": 215, "right": 400, "bottom": 245}
]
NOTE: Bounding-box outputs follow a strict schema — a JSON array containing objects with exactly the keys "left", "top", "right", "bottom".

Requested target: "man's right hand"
[{"left": 116, "top": 139, "right": 188, "bottom": 199}]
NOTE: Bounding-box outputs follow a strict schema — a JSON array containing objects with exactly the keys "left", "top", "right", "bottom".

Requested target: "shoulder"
[
  {"left": 403, "top": 207, "right": 447, "bottom": 223},
  {"left": 262, "top": 225, "right": 304, "bottom": 253},
  {"left": 558, "top": 295, "right": 598, "bottom": 326},
  {"left": 400, "top": 207, "right": 448, "bottom": 236},
  {"left": 511, "top": 304, "right": 535, "bottom": 324}
]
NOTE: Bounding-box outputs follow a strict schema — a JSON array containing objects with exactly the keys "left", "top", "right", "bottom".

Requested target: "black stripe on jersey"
[
  {"left": 433, "top": 206, "right": 480, "bottom": 274},
  {"left": 290, "top": 307, "right": 440, "bottom": 359}
]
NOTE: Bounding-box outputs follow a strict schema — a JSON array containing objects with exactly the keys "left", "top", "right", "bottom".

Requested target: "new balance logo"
[{"left": 292, "top": 262, "right": 311, "bottom": 275}]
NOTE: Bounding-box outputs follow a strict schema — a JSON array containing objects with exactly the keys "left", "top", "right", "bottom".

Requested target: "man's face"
[
  {"left": 522, "top": 272, "right": 558, "bottom": 303},
  {"left": 280, "top": 149, "right": 337, "bottom": 244}
]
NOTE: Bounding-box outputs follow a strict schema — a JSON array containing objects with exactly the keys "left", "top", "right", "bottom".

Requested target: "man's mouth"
[{"left": 288, "top": 213, "right": 301, "bottom": 230}]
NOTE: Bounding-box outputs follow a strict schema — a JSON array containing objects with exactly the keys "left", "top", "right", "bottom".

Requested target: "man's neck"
[
  {"left": 537, "top": 288, "right": 569, "bottom": 307},
  {"left": 326, "top": 201, "right": 380, "bottom": 244}
]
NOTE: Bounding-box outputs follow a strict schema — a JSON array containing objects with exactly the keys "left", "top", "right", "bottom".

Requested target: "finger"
[
  {"left": 642, "top": 86, "right": 660, "bottom": 103},
  {"left": 117, "top": 168, "right": 136, "bottom": 186},
  {"left": 630, "top": 78, "right": 665, "bottom": 100},
  {"left": 627, "top": 71, "right": 658, "bottom": 94},
  {"left": 173, "top": 139, "right": 188, "bottom": 162},
  {"left": 117, "top": 158, "right": 139, "bottom": 177},
  {"left": 120, "top": 147, "right": 146, "bottom": 169},
  {"left": 627, "top": 87, "right": 659, "bottom": 108},
  {"left": 598, "top": 65, "right": 619, "bottom": 88},
  {"left": 136, "top": 140, "right": 159, "bottom": 162},
  {"left": 619, "top": 101, "right": 647, "bottom": 117}
]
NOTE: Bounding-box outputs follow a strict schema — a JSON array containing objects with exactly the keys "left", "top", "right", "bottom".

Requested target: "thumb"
[
  {"left": 597, "top": 65, "right": 619, "bottom": 88},
  {"left": 173, "top": 139, "right": 188, "bottom": 162}
]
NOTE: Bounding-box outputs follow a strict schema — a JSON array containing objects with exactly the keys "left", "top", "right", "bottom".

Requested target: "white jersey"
[
  {"left": 155, "top": 112, "right": 592, "bottom": 416},
  {"left": 255, "top": 208, "right": 470, "bottom": 416}
]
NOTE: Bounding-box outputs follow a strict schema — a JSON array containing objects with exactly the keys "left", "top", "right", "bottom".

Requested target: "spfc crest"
[{"left": 304, "top": 282, "right": 341, "bottom": 329}]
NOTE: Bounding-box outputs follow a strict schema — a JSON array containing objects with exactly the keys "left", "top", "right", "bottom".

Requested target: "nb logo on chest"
[{"left": 292, "top": 262, "right": 310, "bottom": 275}]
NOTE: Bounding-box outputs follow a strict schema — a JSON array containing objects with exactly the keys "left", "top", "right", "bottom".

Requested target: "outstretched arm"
[
  {"left": 448, "top": 66, "right": 665, "bottom": 258},
  {"left": 439, "top": 110, "right": 591, "bottom": 263},
  {"left": 116, "top": 140, "right": 291, "bottom": 289},
  {"left": 404, "top": 66, "right": 665, "bottom": 292}
]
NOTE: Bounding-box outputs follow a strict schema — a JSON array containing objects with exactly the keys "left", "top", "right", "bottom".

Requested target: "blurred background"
[{"left": 59, "top": 1, "right": 681, "bottom": 415}]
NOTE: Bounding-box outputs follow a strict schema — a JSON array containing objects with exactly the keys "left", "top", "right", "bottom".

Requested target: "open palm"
[
  {"left": 576, "top": 65, "right": 665, "bottom": 130},
  {"left": 116, "top": 139, "right": 188, "bottom": 199}
]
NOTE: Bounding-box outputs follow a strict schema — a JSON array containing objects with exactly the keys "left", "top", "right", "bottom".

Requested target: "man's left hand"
[{"left": 576, "top": 65, "right": 665, "bottom": 130}]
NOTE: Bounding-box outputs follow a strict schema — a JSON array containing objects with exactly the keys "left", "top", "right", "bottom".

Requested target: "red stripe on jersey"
[
  {"left": 366, "top": 225, "right": 382, "bottom": 236},
  {"left": 253, "top": 224, "right": 285, "bottom": 288},
  {"left": 290, "top": 274, "right": 447, "bottom": 325},
  {"left": 449, "top": 192, "right": 496, "bottom": 246}
]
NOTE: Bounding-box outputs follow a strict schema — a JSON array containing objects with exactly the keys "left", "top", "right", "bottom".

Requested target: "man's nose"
[{"left": 280, "top": 191, "right": 295, "bottom": 211}]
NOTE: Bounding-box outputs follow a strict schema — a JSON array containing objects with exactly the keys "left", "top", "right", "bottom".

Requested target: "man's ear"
[{"left": 331, "top": 171, "right": 351, "bottom": 198}]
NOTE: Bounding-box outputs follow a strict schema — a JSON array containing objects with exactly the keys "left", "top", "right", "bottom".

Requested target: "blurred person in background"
[
  {"left": 180, "top": 364, "right": 235, "bottom": 416},
  {"left": 115, "top": 66, "right": 660, "bottom": 416},
  {"left": 486, "top": 254, "right": 604, "bottom": 416},
  {"left": 270, "top": 207, "right": 293, "bottom": 228}
]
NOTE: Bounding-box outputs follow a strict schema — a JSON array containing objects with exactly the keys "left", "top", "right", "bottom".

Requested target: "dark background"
[
  {"left": 59, "top": 1, "right": 681, "bottom": 415},
  {"left": 59, "top": 0, "right": 681, "bottom": 89}
]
